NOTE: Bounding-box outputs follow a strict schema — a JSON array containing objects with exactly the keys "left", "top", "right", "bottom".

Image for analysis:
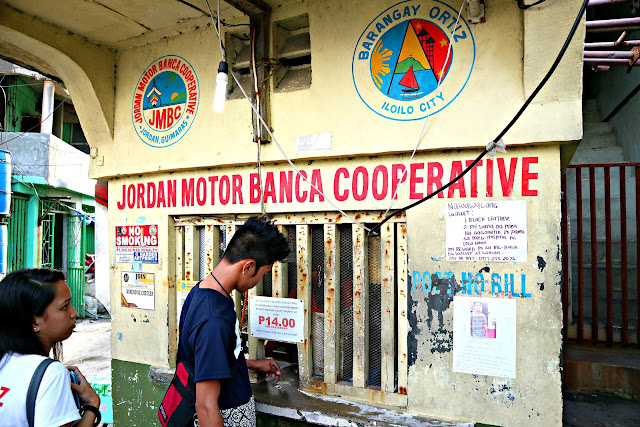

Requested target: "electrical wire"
[
  {"left": 205, "top": 0, "right": 371, "bottom": 231},
  {"left": 381, "top": 0, "right": 467, "bottom": 220},
  {"left": 518, "top": 0, "right": 550, "bottom": 9},
  {"left": 204, "top": 0, "right": 226, "bottom": 59},
  {"left": 0, "top": 94, "right": 71, "bottom": 145},
  {"left": 369, "top": 0, "right": 590, "bottom": 236}
]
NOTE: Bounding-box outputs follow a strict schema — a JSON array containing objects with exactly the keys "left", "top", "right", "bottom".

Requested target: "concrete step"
[
  {"left": 570, "top": 146, "right": 625, "bottom": 164},
  {"left": 577, "top": 133, "right": 618, "bottom": 151},
  {"left": 563, "top": 344, "right": 640, "bottom": 397},
  {"left": 566, "top": 195, "right": 638, "bottom": 219},
  {"left": 569, "top": 240, "right": 638, "bottom": 265},
  {"left": 583, "top": 99, "right": 598, "bottom": 113},
  {"left": 583, "top": 122, "right": 612, "bottom": 136},
  {"left": 568, "top": 217, "right": 637, "bottom": 241},
  {"left": 583, "top": 109, "right": 602, "bottom": 123},
  {"left": 569, "top": 262, "right": 638, "bottom": 285},
  {"left": 566, "top": 169, "right": 637, "bottom": 199}
]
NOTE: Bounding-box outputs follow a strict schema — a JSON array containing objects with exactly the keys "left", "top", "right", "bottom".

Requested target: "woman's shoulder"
[
  {"left": 1, "top": 352, "right": 48, "bottom": 370},
  {"left": 1, "top": 353, "right": 67, "bottom": 378}
]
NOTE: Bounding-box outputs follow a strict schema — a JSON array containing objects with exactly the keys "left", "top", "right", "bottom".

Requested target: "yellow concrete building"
[{"left": 0, "top": 0, "right": 586, "bottom": 425}]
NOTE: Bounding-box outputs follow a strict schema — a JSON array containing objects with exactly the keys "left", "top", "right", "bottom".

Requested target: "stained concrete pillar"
[{"left": 40, "top": 79, "right": 54, "bottom": 134}]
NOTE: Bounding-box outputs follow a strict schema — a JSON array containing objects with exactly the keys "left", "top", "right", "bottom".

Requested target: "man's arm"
[
  {"left": 196, "top": 379, "right": 224, "bottom": 427},
  {"left": 246, "top": 357, "right": 282, "bottom": 380}
]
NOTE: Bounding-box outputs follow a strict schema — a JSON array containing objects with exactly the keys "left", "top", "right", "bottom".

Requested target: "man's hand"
[{"left": 247, "top": 357, "right": 281, "bottom": 380}]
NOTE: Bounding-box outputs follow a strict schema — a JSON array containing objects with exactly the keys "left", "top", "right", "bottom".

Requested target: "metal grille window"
[
  {"left": 7, "top": 195, "right": 29, "bottom": 273},
  {"left": 338, "top": 224, "right": 354, "bottom": 382},
  {"left": 174, "top": 213, "right": 408, "bottom": 405}
]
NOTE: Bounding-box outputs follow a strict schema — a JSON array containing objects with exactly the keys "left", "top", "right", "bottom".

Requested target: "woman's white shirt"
[{"left": 0, "top": 353, "right": 81, "bottom": 427}]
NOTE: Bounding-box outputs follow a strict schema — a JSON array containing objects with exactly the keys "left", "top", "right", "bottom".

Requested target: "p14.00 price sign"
[{"left": 249, "top": 296, "right": 304, "bottom": 343}]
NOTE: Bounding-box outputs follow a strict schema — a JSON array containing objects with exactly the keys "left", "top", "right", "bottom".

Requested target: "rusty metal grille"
[
  {"left": 338, "top": 224, "right": 354, "bottom": 382},
  {"left": 199, "top": 226, "right": 206, "bottom": 279},
  {"left": 287, "top": 226, "right": 297, "bottom": 296},
  {"left": 368, "top": 233, "right": 382, "bottom": 387},
  {"left": 220, "top": 225, "right": 227, "bottom": 259},
  {"left": 262, "top": 271, "right": 273, "bottom": 297},
  {"left": 311, "top": 225, "right": 325, "bottom": 377}
]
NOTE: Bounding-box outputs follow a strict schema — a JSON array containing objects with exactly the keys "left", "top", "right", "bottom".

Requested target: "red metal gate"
[{"left": 561, "top": 163, "right": 639, "bottom": 346}]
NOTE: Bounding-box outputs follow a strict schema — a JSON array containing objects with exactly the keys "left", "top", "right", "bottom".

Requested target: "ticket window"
[{"left": 174, "top": 213, "right": 408, "bottom": 406}]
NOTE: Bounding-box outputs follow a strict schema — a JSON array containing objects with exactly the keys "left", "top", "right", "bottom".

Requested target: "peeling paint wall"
[{"left": 406, "top": 145, "right": 564, "bottom": 426}]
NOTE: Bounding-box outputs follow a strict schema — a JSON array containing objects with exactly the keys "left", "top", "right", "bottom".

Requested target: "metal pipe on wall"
[
  {"left": 586, "top": 17, "right": 640, "bottom": 33},
  {"left": 585, "top": 40, "right": 640, "bottom": 48},
  {"left": 583, "top": 58, "right": 640, "bottom": 65},
  {"left": 584, "top": 51, "right": 635, "bottom": 58},
  {"left": 588, "top": 0, "right": 630, "bottom": 6}
]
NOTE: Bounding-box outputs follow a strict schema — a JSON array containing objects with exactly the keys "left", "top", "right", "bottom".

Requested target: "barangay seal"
[
  {"left": 132, "top": 55, "right": 199, "bottom": 148},
  {"left": 352, "top": 0, "right": 475, "bottom": 121}
]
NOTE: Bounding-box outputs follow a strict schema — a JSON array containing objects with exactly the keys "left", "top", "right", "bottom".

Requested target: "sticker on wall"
[
  {"left": 121, "top": 272, "right": 155, "bottom": 310},
  {"left": 352, "top": 0, "right": 475, "bottom": 121},
  {"left": 115, "top": 224, "right": 159, "bottom": 263},
  {"left": 132, "top": 55, "right": 199, "bottom": 148},
  {"left": 177, "top": 280, "right": 197, "bottom": 328}
]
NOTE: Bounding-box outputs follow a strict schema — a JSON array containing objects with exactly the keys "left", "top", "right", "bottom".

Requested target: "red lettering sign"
[{"left": 115, "top": 157, "right": 540, "bottom": 210}]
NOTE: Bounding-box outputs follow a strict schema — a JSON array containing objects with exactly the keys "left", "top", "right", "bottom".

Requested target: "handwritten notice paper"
[
  {"left": 446, "top": 201, "right": 527, "bottom": 262},
  {"left": 453, "top": 296, "right": 517, "bottom": 378}
]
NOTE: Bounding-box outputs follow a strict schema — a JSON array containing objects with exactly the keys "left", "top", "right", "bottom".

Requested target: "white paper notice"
[
  {"left": 446, "top": 201, "right": 527, "bottom": 262},
  {"left": 121, "top": 272, "right": 155, "bottom": 310},
  {"left": 453, "top": 296, "right": 517, "bottom": 378},
  {"left": 249, "top": 296, "right": 305, "bottom": 343},
  {"left": 296, "top": 132, "right": 332, "bottom": 153}
]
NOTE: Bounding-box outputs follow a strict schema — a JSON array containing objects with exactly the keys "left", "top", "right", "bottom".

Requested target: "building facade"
[{"left": 0, "top": 0, "right": 586, "bottom": 425}]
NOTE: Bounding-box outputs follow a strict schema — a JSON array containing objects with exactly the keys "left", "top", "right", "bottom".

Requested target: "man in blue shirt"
[{"left": 178, "top": 216, "right": 290, "bottom": 426}]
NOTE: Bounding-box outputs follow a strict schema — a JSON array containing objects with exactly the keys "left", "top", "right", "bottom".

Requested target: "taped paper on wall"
[
  {"left": 446, "top": 201, "right": 527, "bottom": 262},
  {"left": 121, "top": 272, "right": 155, "bottom": 310},
  {"left": 453, "top": 296, "right": 516, "bottom": 378},
  {"left": 249, "top": 296, "right": 305, "bottom": 343}
]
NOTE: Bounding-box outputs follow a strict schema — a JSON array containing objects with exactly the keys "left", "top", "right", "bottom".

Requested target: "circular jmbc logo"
[
  {"left": 132, "top": 55, "right": 199, "bottom": 148},
  {"left": 352, "top": 0, "right": 475, "bottom": 121}
]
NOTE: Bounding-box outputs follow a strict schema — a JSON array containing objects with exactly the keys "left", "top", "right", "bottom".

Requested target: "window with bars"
[{"left": 173, "top": 213, "right": 408, "bottom": 405}]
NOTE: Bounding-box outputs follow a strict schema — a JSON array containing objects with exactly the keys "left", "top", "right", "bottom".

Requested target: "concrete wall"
[{"left": 5, "top": 132, "right": 95, "bottom": 195}]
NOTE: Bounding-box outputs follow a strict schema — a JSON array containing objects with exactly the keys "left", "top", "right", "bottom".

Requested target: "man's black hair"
[
  {"left": 0, "top": 268, "right": 67, "bottom": 362},
  {"left": 223, "top": 216, "right": 290, "bottom": 275}
]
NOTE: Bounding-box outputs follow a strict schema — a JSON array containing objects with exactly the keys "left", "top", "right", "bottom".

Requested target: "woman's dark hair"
[
  {"left": 0, "top": 268, "right": 67, "bottom": 362},
  {"left": 223, "top": 216, "right": 290, "bottom": 275}
]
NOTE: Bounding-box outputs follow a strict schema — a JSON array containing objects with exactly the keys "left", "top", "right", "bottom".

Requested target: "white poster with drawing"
[
  {"left": 121, "top": 272, "right": 155, "bottom": 310},
  {"left": 446, "top": 201, "right": 527, "bottom": 262},
  {"left": 453, "top": 296, "right": 517, "bottom": 378}
]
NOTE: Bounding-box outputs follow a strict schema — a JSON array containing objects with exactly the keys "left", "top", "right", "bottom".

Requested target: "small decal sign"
[
  {"left": 352, "top": 0, "right": 475, "bottom": 121},
  {"left": 132, "top": 55, "right": 199, "bottom": 148},
  {"left": 115, "top": 224, "right": 158, "bottom": 264},
  {"left": 249, "top": 296, "right": 305, "bottom": 343},
  {"left": 121, "top": 272, "right": 155, "bottom": 310},
  {"left": 177, "top": 280, "right": 197, "bottom": 327}
]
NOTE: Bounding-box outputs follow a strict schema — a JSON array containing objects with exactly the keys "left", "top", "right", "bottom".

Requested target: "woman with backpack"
[{"left": 0, "top": 268, "right": 101, "bottom": 427}]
